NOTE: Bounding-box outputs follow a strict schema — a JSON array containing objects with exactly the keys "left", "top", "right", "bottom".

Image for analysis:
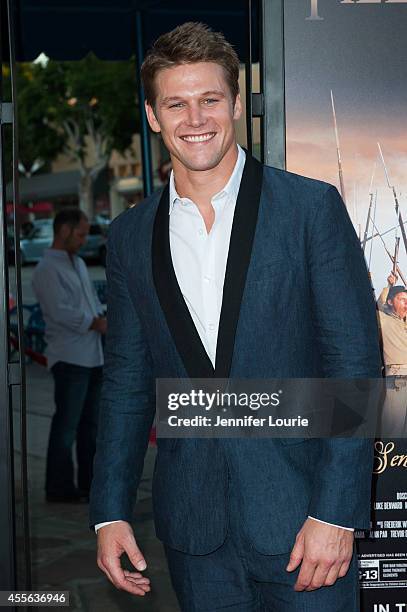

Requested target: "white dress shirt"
[
  {"left": 95, "top": 145, "right": 353, "bottom": 533},
  {"left": 32, "top": 248, "right": 104, "bottom": 369},
  {"left": 168, "top": 144, "right": 246, "bottom": 367}
]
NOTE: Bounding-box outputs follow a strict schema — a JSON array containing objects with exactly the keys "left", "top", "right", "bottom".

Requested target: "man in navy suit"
[{"left": 90, "top": 22, "right": 381, "bottom": 611}]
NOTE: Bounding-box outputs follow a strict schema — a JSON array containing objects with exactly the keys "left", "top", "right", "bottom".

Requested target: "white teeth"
[{"left": 182, "top": 133, "right": 214, "bottom": 143}]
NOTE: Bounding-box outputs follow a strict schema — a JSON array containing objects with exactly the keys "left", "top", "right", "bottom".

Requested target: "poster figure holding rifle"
[{"left": 377, "top": 270, "right": 407, "bottom": 435}]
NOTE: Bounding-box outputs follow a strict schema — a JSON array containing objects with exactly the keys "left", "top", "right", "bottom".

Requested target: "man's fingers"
[
  {"left": 324, "top": 562, "right": 342, "bottom": 587},
  {"left": 124, "top": 537, "right": 147, "bottom": 572},
  {"left": 123, "top": 570, "right": 151, "bottom": 586},
  {"left": 123, "top": 575, "right": 151, "bottom": 591},
  {"left": 304, "top": 562, "right": 333, "bottom": 591},
  {"left": 124, "top": 578, "right": 150, "bottom": 589},
  {"left": 96, "top": 523, "right": 150, "bottom": 597},
  {"left": 294, "top": 558, "right": 317, "bottom": 591},
  {"left": 100, "top": 555, "right": 125, "bottom": 588},
  {"left": 297, "top": 553, "right": 352, "bottom": 591},
  {"left": 123, "top": 570, "right": 146, "bottom": 579},
  {"left": 338, "top": 559, "right": 351, "bottom": 578},
  {"left": 98, "top": 557, "right": 148, "bottom": 596},
  {"left": 286, "top": 535, "right": 304, "bottom": 572},
  {"left": 119, "top": 583, "right": 149, "bottom": 596},
  {"left": 123, "top": 576, "right": 151, "bottom": 591}
]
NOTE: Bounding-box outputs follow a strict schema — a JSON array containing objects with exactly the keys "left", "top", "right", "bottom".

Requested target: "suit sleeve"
[
  {"left": 306, "top": 185, "right": 382, "bottom": 529},
  {"left": 89, "top": 222, "right": 155, "bottom": 528}
]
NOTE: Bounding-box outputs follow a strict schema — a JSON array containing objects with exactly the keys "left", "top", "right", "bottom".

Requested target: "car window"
[{"left": 29, "top": 225, "right": 53, "bottom": 239}]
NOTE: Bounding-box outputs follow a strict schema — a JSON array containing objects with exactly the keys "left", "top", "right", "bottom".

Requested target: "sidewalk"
[{"left": 20, "top": 362, "right": 179, "bottom": 611}]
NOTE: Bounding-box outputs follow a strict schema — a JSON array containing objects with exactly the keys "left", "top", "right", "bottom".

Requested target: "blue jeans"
[
  {"left": 164, "top": 478, "right": 360, "bottom": 611},
  {"left": 46, "top": 361, "right": 102, "bottom": 496}
]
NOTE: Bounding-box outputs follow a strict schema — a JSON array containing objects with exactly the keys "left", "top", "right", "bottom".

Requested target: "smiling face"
[
  {"left": 388, "top": 292, "right": 407, "bottom": 319},
  {"left": 145, "top": 62, "right": 242, "bottom": 174}
]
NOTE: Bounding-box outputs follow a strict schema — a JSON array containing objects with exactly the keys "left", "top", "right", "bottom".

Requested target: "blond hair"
[{"left": 141, "top": 22, "right": 240, "bottom": 106}]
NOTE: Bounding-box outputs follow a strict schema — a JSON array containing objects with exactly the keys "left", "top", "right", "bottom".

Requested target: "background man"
[
  {"left": 90, "top": 22, "right": 381, "bottom": 611},
  {"left": 33, "top": 208, "right": 106, "bottom": 503}
]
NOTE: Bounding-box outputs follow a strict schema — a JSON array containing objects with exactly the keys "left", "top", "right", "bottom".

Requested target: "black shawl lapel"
[
  {"left": 214, "top": 152, "right": 263, "bottom": 377},
  {"left": 152, "top": 152, "right": 263, "bottom": 380},
  {"left": 152, "top": 184, "right": 215, "bottom": 378}
]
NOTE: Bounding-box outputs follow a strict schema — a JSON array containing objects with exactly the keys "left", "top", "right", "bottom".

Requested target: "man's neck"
[
  {"left": 172, "top": 144, "right": 239, "bottom": 209},
  {"left": 51, "top": 241, "right": 74, "bottom": 262},
  {"left": 51, "top": 241, "right": 64, "bottom": 251}
]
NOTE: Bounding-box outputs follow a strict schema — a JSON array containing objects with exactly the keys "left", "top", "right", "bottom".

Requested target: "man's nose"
[{"left": 186, "top": 104, "right": 205, "bottom": 127}]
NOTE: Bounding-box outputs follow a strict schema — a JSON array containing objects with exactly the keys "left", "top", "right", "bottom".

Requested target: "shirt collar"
[
  {"left": 168, "top": 144, "right": 246, "bottom": 215},
  {"left": 44, "top": 248, "right": 76, "bottom": 263}
]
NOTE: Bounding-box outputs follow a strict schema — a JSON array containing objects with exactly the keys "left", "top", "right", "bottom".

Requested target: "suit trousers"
[{"left": 164, "top": 476, "right": 360, "bottom": 612}]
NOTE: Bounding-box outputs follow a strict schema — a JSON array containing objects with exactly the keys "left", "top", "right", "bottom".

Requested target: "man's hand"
[
  {"left": 387, "top": 272, "right": 398, "bottom": 286},
  {"left": 97, "top": 521, "right": 150, "bottom": 596},
  {"left": 286, "top": 518, "right": 354, "bottom": 591},
  {"left": 90, "top": 316, "right": 107, "bottom": 335}
]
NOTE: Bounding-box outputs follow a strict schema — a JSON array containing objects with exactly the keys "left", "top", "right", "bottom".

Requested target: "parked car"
[
  {"left": 20, "top": 219, "right": 107, "bottom": 265},
  {"left": 80, "top": 222, "right": 107, "bottom": 266}
]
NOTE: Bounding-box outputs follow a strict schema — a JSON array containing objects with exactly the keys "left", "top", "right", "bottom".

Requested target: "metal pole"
[
  {"left": 135, "top": 11, "right": 154, "bottom": 197},
  {"left": 7, "top": 0, "right": 31, "bottom": 590},
  {"left": 245, "top": 0, "right": 254, "bottom": 155},
  {"left": 0, "top": 0, "right": 31, "bottom": 597},
  {"left": 0, "top": 1, "right": 17, "bottom": 594},
  {"left": 260, "top": 0, "right": 286, "bottom": 168}
]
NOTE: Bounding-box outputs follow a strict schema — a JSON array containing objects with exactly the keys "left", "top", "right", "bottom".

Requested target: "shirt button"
[
  {"left": 204, "top": 276, "right": 210, "bottom": 283},
  {"left": 208, "top": 323, "right": 215, "bottom": 331},
  {"left": 198, "top": 228, "right": 204, "bottom": 235}
]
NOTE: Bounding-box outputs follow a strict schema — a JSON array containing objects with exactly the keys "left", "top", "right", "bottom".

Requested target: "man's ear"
[
  {"left": 233, "top": 93, "right": 243, "bottom": 121},
  {"left": 145, "top": 101, "right": 161, "bottom": 134}
]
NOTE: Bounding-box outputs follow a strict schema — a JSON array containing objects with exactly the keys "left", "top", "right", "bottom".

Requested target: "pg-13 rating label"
[
  {"left": 0, "top": 592, "right": 69, "bottom": 607},
  {"left": 359, "top": 558, "right": 407, "bottom": 589}
]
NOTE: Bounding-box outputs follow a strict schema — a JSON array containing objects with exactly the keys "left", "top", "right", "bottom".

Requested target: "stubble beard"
[{"left": 174, "top": 139, "right": 229, "bottom": 173}]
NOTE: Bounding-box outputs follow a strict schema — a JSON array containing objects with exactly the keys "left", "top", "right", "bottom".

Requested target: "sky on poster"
[{"left": 285, "top": 0, "right": 407, "bottom": 294}]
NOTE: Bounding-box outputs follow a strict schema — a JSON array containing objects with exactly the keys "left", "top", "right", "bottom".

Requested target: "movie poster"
[{"left": 284, "top": 2, "right": 407, "bottom": 609}]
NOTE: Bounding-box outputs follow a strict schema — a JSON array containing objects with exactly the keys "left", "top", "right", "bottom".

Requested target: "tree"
[
  {"left": 38, "top": 54, "right": 140, "bottom": 216},
  {"left": 4, "top": 54, "right": 140, "bottom": 217},
  {"left": 2, "top": 63, "right": 65, "bottom": 183}
]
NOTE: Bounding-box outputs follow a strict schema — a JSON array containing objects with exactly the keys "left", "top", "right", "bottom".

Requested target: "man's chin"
[{"left": 180, "top": 153, "right": 223, "bottom": 173}]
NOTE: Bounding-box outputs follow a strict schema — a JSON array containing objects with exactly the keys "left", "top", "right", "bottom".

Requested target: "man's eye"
[
  {"left": 169, "top": 102, "right": 184, "bottom": 109},
  {"left": 203, "top": 98, "right": 218, "bottom": 105}
]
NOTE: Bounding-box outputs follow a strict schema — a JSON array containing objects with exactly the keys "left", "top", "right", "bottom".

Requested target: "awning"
[
  {"left": 6, "top": 201, "right": 53, "bottom": 215},
  {"left": 6, "top": 170, "right": 81, "bottom": 203}
]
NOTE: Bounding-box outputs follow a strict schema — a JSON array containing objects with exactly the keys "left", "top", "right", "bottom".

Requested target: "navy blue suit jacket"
[{"left": 89, "top": 154, "right": 382, "bottom": 555}]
